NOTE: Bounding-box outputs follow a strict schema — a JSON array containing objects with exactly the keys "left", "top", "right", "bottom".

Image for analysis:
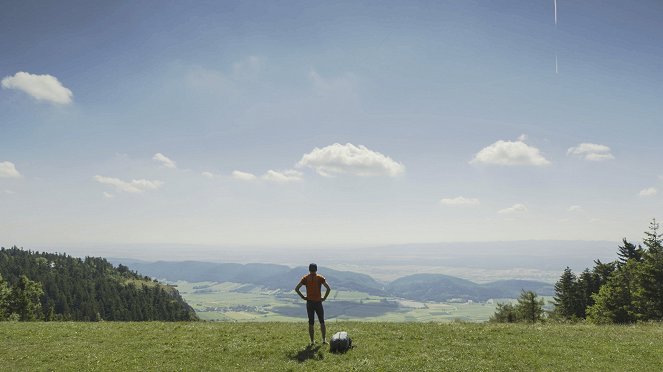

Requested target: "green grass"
[{"left": 3, "top": 322, "right": 663, "bottom": 371}]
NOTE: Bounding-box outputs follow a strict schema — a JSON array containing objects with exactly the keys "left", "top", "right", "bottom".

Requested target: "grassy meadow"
[{"left": 3, "top": 321, "right": 663, "bottom": 371}]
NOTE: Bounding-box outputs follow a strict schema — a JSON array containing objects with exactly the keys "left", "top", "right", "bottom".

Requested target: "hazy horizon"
[
  {"left": 18, "top": 239, "right": 618, "bottom": 283},
  {"left": 2, "top": 1, "right": 662, "bottom": 251}
]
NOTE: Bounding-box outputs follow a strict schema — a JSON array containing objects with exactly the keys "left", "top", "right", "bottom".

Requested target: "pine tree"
[
  {"left": 643, "top": 218, "right": 663, "bottom": 254},
  {"left": 0, "top": 274, "right": 11, "bottom": 320},
  {"left": 617, "top": 238, "right": 643, "bottom": 266},
  {"left": 553, "top": 267, "right": 580, "bottom": 320},
  {"left": 587, "top": 261, "right": 637, "bottom": 324},
  {"left": 576, "top": 268, "right": 597, "bottom": 317},
  {"left": 517, "top": 290, "right": 545, "bottom": 323},
  {"left": 10, "top": 275, "right": 44, "bottom": 321},
  {"left": 490, "top": 302, "right": 519, "bottom": 323}
]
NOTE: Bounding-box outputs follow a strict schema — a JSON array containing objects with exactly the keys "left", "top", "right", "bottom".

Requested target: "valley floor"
[{"left": 3, "top": 321, "right": 663, "bottom": 371}]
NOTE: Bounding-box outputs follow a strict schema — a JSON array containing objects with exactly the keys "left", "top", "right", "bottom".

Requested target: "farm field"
[
  {"left": 3, "top": 322, "right": 663, "bottom": 371},
  {"left": 174, "top": 281, "right": 519, "bottom": 322}
]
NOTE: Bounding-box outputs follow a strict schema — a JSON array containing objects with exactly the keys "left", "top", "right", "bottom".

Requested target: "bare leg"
[
  {"left": 321, "top": 322, "right": 327, "bottom": 343},
  {"left": 308, "top": 324, "right": 315, "bottom": 344}
]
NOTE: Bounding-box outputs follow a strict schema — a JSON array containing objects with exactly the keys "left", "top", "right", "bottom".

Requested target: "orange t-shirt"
[{"left": 300, "top": 274, "right": 326, "bottom": 301}]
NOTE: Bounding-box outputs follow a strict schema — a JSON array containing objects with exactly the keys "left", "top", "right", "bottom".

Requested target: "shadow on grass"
[{"left": 287, "top": 344, "right": 324, "bottom": 362}]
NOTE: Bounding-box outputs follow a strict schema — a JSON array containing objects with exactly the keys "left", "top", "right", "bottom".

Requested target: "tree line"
[
  {"left": 491, "top": 219, "right": 663, "bottom": 324},
  {"left": 552, "top": 219, "right": 663, "bottom": 323},
  {"left": 0, "top": 247, "right": 198, "bottom": 321}
]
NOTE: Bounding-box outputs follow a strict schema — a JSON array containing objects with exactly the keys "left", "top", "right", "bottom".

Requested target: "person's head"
[{"left": 309, "top": 263, "right": 317, "bottom": 273}]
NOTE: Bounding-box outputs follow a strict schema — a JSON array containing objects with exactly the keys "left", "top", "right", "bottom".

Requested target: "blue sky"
[{"left": 1, "top": 0, "right": 662, "bottom": 250}]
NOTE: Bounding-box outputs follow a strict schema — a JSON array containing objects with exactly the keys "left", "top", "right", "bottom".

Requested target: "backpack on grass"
[{"left": 329, "top": 331, "right": 352, "bottom": 353}]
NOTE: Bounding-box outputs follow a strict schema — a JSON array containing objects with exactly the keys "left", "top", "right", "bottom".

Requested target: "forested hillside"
[{"left": 0, "top": 247, "right": 197, "bottom": 321}]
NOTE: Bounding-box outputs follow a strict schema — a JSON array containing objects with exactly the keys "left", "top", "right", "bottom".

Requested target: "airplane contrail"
[{"left": 554, "top": 0, "right": 558, "bottom": 74}]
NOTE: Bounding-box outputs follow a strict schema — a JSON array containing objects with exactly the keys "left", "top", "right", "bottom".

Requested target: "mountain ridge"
[{"left": 112, "top": 259, "right": 555, "bottom": 302}]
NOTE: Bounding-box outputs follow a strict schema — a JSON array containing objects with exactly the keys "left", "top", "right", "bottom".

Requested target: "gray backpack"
[{"left": 329, "top": 331, "right": 352, "bottom": 353}]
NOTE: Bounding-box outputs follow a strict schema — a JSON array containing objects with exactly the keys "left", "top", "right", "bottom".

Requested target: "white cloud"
[
  {"left": 103, "top": 192, "right": 114, "bottom": 199},
  {"left": 297, "top": 143, "right": 405, "bottom": 177},
  {"left": 93, "top": 175, "right": 163, "bottom": 193},
  {"left": 517, "top": 134, "right": 528, "bottom": 142},
  {"left": 262, "top": 169, "right": 303, "bottom": 183},
  {"left": 201, "top": 172, "right": 215, "bottom": 179},
  {"left": 639, "top": 187, "right": 658, "bottom": 197},
  {"left": 440, "top": 196, "right": 480, "bottom": 206},
  {"left": 2, "top": 71, "right": 73, "bottom": 104},
  {"left": 498, "top": 203, "right": 528, "bottom": 215},
  {"left": 153, "top": 153, "right": 177, "bottom": 169},
  {"left": 567, "top": 143, "right": 614, "bottom": 161},
  {"left": 567, "top": 205, "right": 584, "bottom": 212},
  {"left": 232, "top": 170, "right": 257, "bottom": 181},
  {"left": 471, "top": 140, "right": 550, "bottom": 166},
  {"left": 0, "top": 161, "right": 21, "bottom": 178}
]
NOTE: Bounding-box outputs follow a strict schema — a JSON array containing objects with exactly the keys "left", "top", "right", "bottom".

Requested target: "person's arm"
[
  {"left": 321, "top": 281, "right": 331, "bottom": 302},
  {"left": 295, "top": 282, "right": 307, "bottom": 300}
]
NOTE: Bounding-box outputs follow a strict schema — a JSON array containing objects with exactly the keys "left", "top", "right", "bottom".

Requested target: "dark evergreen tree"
[
  {"left": 591, "top": 259, "right": 616, "bottom": 284},
  {"left": 0, "top": 274, "right": 11, "bottom": 320},
  {"left": 642, "top": 218, "right": 662, "bottom": 254},
  {"left": 616, "top": 238, "right": 643, "bottom": 266},
  {"left": 553, "top": 267, "right": 580, "bottom": 320},
  {"left": 517, "top": 290, "right": 545, "bottom": 323},
  {"left": 587, "top": 260, "right": 637, "bottom": 324},
  {"left": 9, "top": 275, "right": 44, "bottom": 321},
  {"left": 491, "top": 291, "right": 545, "bottom": 323},
  {"left": 490, "top": 302, "right": 519, "bottom": 323},
  {"left": 576, "top": 268, "right": 597, "bottom": 317}
]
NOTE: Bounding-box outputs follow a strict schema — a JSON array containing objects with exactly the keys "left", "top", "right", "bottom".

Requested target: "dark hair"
[{"left": 309, "top": 263, "right": 317, "bottom": 272}]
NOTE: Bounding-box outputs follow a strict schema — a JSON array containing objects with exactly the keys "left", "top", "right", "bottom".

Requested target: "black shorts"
[{"left": 306, "top": 300, "right": 324, "bottom": 325}]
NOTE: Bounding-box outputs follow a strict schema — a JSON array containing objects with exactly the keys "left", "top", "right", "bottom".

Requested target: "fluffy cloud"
[
  {"left": 639, "top": 187, "right": 658, "bottom": 197},
  {"left": 232, "top": 170, "right": 257, "bottom": 181},
  {"left": 262, "top": 169, "right": 303, "bottom": 183},
  {"left": 567, "top": 205, "right": 584, "bottom": 212},
  {"left": 471, "top": 140, "right": 550, "bottom": 166},
  {"left": 498, "top": 203, "right": 528, "bottom": 215},
  {"left": 0, "top": 161, "right": 21, "bottom": 178},
  {"left": 439, "top": 196, "right": 480, "bottom": 206},
  {"left": 1, "top": 71, "right": 73, "bottom": 104},
  {"left": 567, "top": 143, "right": 614, "bottom": 161},
  {"left": 297, "top": 143, "right": 405, "bottom": 177},
  {"left": 201, "top": 172, "right": 215, "bottom": 179},
  {"left": 153, "top": 153, "right": 177, "bottom": 168},
  {"left": 94, "top": 175, "right": 163, "bottom": 193}
]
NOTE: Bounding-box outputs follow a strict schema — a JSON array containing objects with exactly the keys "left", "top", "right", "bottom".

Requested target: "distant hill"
[
  {"left": 0, "top": 247, "right": 197, "bottom": 321},
  {"left": 386, "top": 274, "right": 555, "bottom": 302},
  {"left": 112, "top": 260, "right": 385, "bottom": 295},
  {"left": 112, "top": 260, "right": 289, "bottom": 284},
  {"left": 113, "top": 259, "right": 553, "bottom": 302}
]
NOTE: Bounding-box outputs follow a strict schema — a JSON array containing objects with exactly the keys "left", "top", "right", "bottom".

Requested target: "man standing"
[{"left": 295, "top": 263, "right": 331, "bottom": 345}]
